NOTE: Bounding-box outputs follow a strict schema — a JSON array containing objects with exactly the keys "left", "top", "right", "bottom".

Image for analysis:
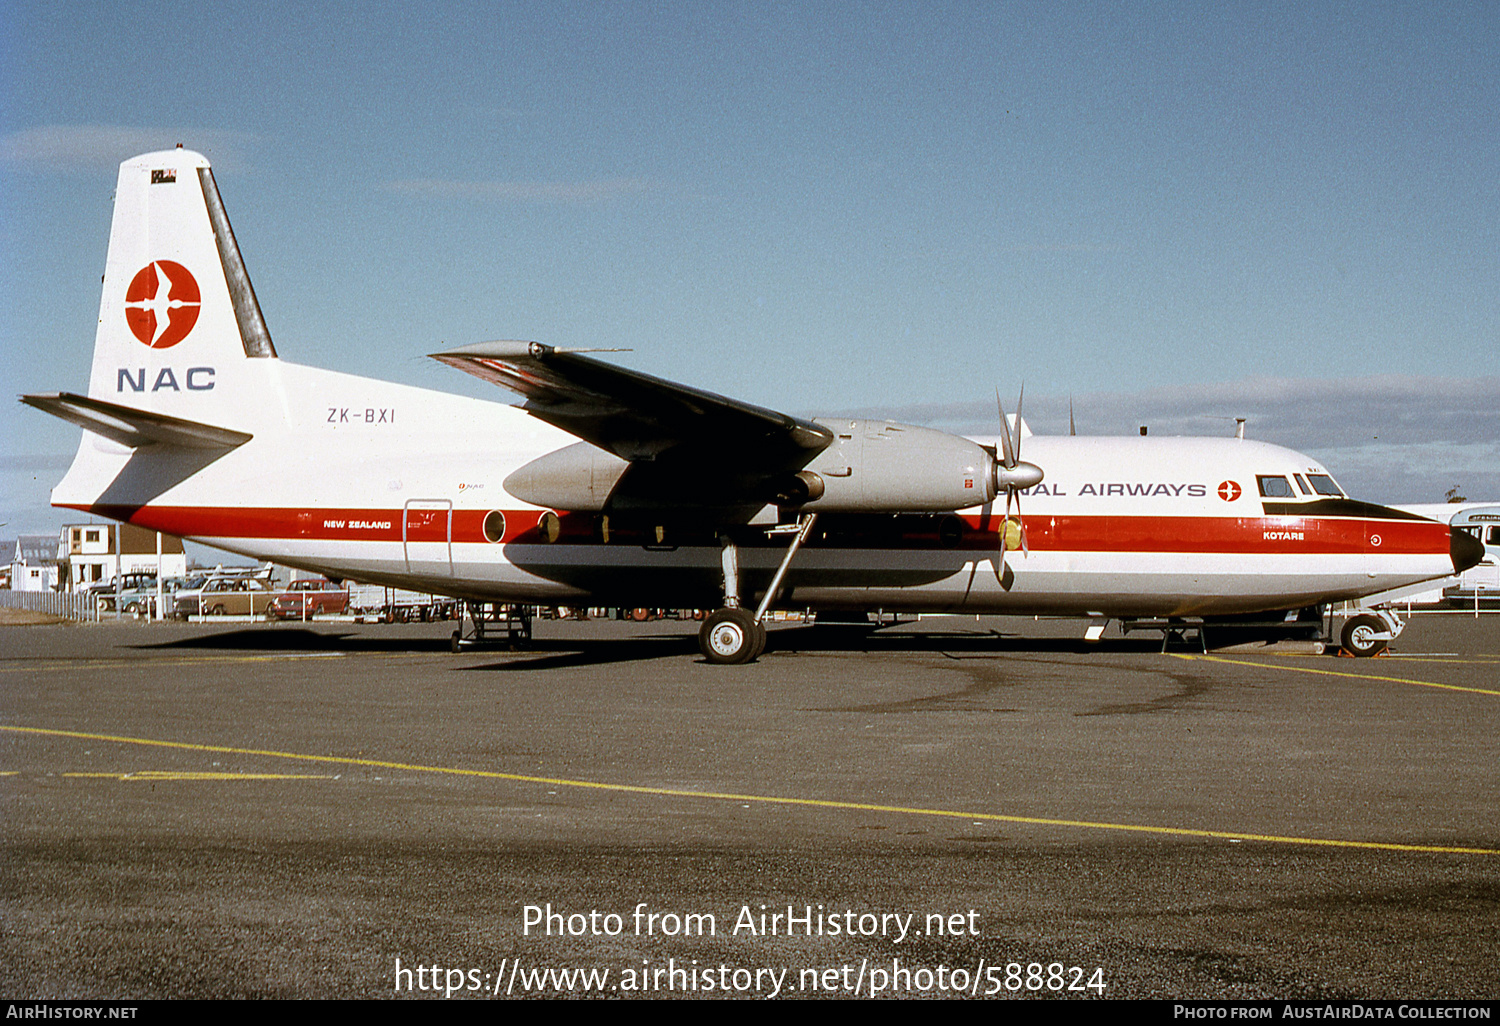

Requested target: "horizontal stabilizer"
[{"left": 21, "top": 392, "right": 252, "bottom": 450}]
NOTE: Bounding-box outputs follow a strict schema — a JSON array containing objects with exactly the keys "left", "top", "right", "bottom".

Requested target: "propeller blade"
[
  {"left": 995, "top": 390, "right": 1016, "bottom": 469},
  {"left": 993, "top": 488, "right": 1010, "bottom": 582},
  {"left": 1014, "top": 384, "right": 1025, "bottom": 464},
  {"left": 1069, "top": 394, "right": 1077, "bottom": 436}
]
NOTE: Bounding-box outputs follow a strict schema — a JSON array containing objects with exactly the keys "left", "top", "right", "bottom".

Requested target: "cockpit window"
[
  {"left": 1304, "top": 474, "right": 1343, "bottom": 497},
  {"left": 1256, "top": 475, "right": 1295, "bottom": 498},
  {"left": 1293, "top": 474, "right": 1311, "bottom": 495}
]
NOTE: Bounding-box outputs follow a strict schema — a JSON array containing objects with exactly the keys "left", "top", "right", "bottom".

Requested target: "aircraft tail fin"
[{"left": 85, "top": 148, "right": 276, "bottom": 420}]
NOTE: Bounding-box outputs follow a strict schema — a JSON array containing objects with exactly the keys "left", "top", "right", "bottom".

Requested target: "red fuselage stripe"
[{"left": 66, "top": 505, "right": 1452, "bottom": 556}]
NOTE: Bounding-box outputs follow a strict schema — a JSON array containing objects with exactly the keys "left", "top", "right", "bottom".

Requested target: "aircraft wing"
[{"left": 431, "top": 341, "right": 833, "bottom": 468}]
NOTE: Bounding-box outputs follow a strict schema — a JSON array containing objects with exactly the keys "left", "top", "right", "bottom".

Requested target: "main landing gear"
[
  {"left": 700, "top": 607, "right": 766, "bottom": 664},
  {"left": 697, "top": 515, "right": 817, "bottom": 665}
]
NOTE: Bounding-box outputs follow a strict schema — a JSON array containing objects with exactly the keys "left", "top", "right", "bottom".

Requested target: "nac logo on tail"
[{"left": 125, "top": 261, "right": 201, "bottom": 349}]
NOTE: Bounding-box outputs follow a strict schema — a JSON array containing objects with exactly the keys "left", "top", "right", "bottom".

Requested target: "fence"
[{"left": 0, "top": 590, "right": 100, "bottom": 621}]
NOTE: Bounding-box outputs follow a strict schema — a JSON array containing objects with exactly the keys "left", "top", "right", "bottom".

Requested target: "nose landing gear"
[{"left": 1340, "top": 612, "right": 1394, "bottom": 657}]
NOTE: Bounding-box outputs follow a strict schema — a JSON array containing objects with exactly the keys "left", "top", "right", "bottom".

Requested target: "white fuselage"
[{"left": 53, "top": 357, "right": 1459, "bottom": 618}]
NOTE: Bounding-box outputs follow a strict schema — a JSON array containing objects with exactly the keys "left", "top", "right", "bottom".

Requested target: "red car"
[{"left": 269, "top": 579, "right": 349, "bottom": 619}]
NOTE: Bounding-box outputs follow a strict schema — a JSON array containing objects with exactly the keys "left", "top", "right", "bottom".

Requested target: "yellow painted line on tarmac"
[
  {"left": 63, "top": 771, "right": 336, "bottom": 781},
  {"left": 1384, "top": 658, "right": 1500, "bottom": 667},
  {"left": 1172, "top": 654, "right": 1500, "bottom": 697},
  {"left": 4, "top": 724, "right": 1495, "bottom": 856},
  {"left": 1380, "top": 657, "right": 1500, "bottom": 664}
]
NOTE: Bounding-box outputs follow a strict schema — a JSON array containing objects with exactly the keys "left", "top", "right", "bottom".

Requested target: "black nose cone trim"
[{"left": 1451, "top": 529, "right": 1485, "bottom": 574}]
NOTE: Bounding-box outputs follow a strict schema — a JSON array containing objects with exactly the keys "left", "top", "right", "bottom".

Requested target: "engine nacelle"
[
  {"left": 504, "top": 421, "right": 1021, "bottom": 515},
  {"left": 503, "top": 441, "right": 628, "bottom": 512},
  {"left": 799, "top": 419, "right": 1000, "bottom": 512}
]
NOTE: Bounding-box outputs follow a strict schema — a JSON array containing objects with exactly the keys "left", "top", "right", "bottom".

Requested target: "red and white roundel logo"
[
  {"left": 124, "top": 261, "right": 201, "bottom": 349},
  {"left": 1217, "top": 480, "right": 1242, "bottom": 502}
]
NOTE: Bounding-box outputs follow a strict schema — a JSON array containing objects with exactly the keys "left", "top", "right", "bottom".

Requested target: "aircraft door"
[{"left": 403, "top": 499, "right": 454, "bottom": 576}]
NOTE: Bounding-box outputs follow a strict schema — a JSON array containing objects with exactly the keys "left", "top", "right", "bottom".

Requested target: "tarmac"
[{"left": 1, "top": 612, "right": 1497, "bottom": 999}]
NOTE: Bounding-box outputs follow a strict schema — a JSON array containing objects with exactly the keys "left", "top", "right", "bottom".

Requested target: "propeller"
[{"left": 991, "top": 387, "right": 1044, "bottom": 581}]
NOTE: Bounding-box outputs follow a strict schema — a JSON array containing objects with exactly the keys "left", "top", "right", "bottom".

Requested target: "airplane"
[{"left": 22, "top": 148, "right": 1485, "bottom": 663}]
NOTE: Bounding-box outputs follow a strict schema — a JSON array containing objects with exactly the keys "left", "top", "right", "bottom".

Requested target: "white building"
[
  {"left": 59, "top": 523, "right": 187, "bottom": 591},
  {"left": 8, "top": 536, "right": 61, "bottom": 592}
]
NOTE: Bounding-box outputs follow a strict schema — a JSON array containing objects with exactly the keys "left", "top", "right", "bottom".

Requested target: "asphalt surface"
[{"left": 1, "top": 612, "right": 1497, "bottom": 1000}]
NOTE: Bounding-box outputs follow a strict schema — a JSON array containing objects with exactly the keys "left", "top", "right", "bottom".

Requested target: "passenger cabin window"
[
  {"left": 1304, "top": 474, "right": 1343, "bottom": 497},
  {"left": 1256, "top": 475, "right": 1295, "bottom": 498}
]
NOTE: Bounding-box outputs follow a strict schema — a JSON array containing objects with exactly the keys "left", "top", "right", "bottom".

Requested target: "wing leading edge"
[
  {"left": 433, "top": 342, "right": 834, "bottom": 517},
  {"left": 432, "top": 341, "right": 832, "bottom": 463}
]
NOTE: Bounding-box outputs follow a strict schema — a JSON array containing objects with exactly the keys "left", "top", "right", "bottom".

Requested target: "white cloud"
[
  {"left": 822, "top": 376, "right": 1500, "bottom": 504},
  {"left": 1302, "top": 441, "right": 1500, "bottom": 505},
  {"left": 0, "top": 125, "right": 259, "bottom": 173}
]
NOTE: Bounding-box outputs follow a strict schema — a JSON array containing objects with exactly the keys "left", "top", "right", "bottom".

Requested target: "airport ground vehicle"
[
  {"left": 24, "top": 149, "right": 1485, "bottom": 662},
  {"left": 346, "top": 583, "right": 459, "bottom": 623},
  {"left": 1440, "top": 505, "right": 1500, "bottom": 608}
]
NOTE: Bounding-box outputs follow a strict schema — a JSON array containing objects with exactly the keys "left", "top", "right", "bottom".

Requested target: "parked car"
[
  {"left": 90, "top": 572, "right": 158, "bottom": 612},
  {"left": 269, "top": 579, "right": 349, "bottom": 619},
  {"left": 105, "top": 576, "right": 188, "bottom": 617},
  {"left": 173, "top": 577, "right": 278, "bottom": 618}
]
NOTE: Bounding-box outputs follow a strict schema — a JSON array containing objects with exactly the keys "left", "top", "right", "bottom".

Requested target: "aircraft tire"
[
  {"left": 1340, "top": 614, "right": 1388, "bottom": 657},
  {"left": 749, "top": 620, "right": 768, "bottom": 660},
  {"left": 700, "top": 607, "right": 758, "bottom": 664},
  {"left": 450, "top": 630, "right": 463, "bottom": 654}
]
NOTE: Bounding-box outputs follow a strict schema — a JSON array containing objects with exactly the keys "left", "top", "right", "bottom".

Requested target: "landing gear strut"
[{"left": 697, "top": 515, "right": 817, "bottom": 664}]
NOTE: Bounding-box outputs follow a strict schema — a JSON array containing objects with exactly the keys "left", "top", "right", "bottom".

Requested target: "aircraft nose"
[{"left": 1451, "top": 528, "right": 1485, "bottom": 574}]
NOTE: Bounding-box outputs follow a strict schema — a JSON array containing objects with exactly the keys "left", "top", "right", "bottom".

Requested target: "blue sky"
[{"left": 3, "top": 1, "right": 1497, "bottom": 537}]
